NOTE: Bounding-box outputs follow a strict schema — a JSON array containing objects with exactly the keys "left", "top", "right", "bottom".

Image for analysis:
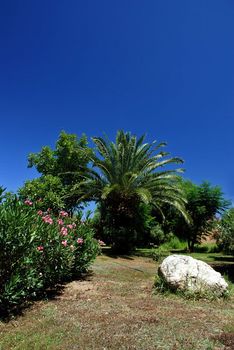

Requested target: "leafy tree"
[
  {"left": 0, "top": 186, "right": 6, "bottom": 203},
  {"left": 217, "top": 208, "right": 234, "bottom": 255},
  {"left": 19, "top": 175, "right": 65, "bottom": 212},
  {"left": 163, "top": 180, "right": 230, "bottom": 252},
  {"left": 72, "top": 130, "right": 188, "bottom": 253},
  {"left": 19, "top": 131, "right": 93, "bottom": 213}
]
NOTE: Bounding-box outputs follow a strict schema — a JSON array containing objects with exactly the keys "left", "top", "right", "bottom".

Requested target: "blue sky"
[{"left": 0, "top": 0, "right": 233, "bottom": 205}]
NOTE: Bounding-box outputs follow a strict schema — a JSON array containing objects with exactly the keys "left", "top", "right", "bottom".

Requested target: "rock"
[{"left": 158, "top": 255, "right": 228, "bottom": 296}]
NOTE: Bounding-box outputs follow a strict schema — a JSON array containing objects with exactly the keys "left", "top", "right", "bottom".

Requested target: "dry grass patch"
[{"left": 0, "top": 255, "right": 233, "bottom": 349}]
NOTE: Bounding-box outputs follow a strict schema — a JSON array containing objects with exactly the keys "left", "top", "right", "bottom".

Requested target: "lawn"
[{"left": 0, "top": 254, "right": 233, "bottom": 350}]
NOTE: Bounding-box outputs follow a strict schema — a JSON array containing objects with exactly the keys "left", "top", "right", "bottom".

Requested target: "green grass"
[{"left": 136, "top": 245, "right": 233, "bottom": 264}]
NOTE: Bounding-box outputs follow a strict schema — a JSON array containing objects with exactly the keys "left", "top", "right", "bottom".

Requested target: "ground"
[{"left": 0, "top": 255, "right": 233, "bottom": 350}]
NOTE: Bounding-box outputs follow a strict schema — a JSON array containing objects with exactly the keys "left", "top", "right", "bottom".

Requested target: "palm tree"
[{"left": 72, "top": 130, "right": 189, "bottom": 253}]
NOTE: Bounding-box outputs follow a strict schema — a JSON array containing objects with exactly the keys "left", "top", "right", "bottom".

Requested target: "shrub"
[
  {"left": 160, "top": 235, "right": 186, "bottom": 251},
  {"left": 152, "top": 247, "right": 168, "bottom": 262},
  {"left": 0, "top": 196, "right": 100, "bottom": 314},
  {"left": 217, "top": 208, "right": 234, "bottom": 255},
  {"left": 71, "top": 216, "right": 100, "bottom": 275},
  {"left": 149, "top": 223, "right": 166, "bottom": 246}
]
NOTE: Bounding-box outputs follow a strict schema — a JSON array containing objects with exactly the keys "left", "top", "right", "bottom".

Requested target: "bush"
[
  {"left": 193, "top": 243, "right": 219, "bottom": 253},
  {"left": 0, "top": 196, "right": 100, "bottom": 314},
  {"left": 160, "top": 235, "right": 186, "bottom": 251},
  {"left": 218, "top": 227, "right": 234, "bottom": 255},
  {"left": 217, "top": 209, "right": 234, "bottom": 255},
  {"left": 149, "top": 224, "right": 166, "bottom": 246},
  {"left": 152, "top": 247, "right": 168, "bottom": 262}
]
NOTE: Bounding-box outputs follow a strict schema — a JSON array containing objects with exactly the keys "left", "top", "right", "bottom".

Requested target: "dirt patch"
[
  {"left": 214, "top": 332, "right": 234, "bottom": 349},
  {"left": 58, "top": 280, "right": 97, "bottom": 300}
]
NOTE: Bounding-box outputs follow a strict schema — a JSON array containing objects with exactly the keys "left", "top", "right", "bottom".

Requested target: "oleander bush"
[{"left": 0, "top": 196, "right": 100, "bottom": 314}]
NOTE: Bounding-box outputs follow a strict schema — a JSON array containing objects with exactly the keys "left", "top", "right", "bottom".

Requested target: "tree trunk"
[{"left": 187, "top": 239, "right": 195, "bottom": 253}]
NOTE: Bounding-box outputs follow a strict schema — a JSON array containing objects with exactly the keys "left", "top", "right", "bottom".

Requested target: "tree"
[
  {"left": 71, "top": 130, "right": 188, "bottom": 253},
  {"left": 217, "top": 208, "right": 234, "bottom": 255},
  {"left": 0, "top": 186, "right": 6, "bottom": 203},
  {"left": 19, "top": 175, "right": 65, "bottom": 212},
  {"left": 19, "top": 131, "right": 93, "bottom": 213},
  {"left": 163, "top": 180, "right": 230, "bottom": 252}
]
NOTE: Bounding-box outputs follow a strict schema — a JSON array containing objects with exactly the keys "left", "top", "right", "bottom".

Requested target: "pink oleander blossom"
[
  {"left": 37, "top": 246, "right": 44, "bottom": 251},
  {"left": 59, "top": 210, "right": 68, "bottom": 217},
  {"left": 67, "top": 224, "right": 73, "bottom": 229},
  {"left": 57, "top": 219, "right": 64, "bottom": 225},
  {"left": 72, "top": 223, "right": 76, "bottom": 228},
  {"left": 42, "top": 215, "right": 53, "bottom": 225},
  {"left": 60, "top": 227, "right": 68, "bottom": 236},
  {"left": 62, "top": 240, "right": 68, "bottom": 247},
  {"left": 98, "top": 240, "right": 106, "bottom": 246},
  {"left": 24, "top": 199, "right": 33, "bottom": 206},
  {"left": 37, "top": 210, "right": 43, "bottom": 216},
  {"left": 77, "top": 238, "right": 84, "bottom": 244}
]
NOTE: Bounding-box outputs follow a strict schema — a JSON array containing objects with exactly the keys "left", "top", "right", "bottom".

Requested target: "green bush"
[
  {"left": 160, "top": 235, "right": 186, "bottom": 251},
  {"left": 218, "top": 208, "right": 234, "bottom": 255},
  {"left": 149, "top": 224, "right": 165, "bottom": 246},
  {"left": 0, "top": 196, "right": 100, "bottom": 314},
  {"left": 152, "top": 247, "right": 168, "bottom": 262},
  {"left": 193, "top": 243, "right": 219, "bottom": 253}
]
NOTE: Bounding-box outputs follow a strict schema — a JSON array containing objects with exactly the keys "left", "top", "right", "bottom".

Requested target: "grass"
[{"left": 0, "top": 254, "right": 234, "bottom": 349}]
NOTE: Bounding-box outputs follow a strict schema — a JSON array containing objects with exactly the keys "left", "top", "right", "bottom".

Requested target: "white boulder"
[{"left": 158, "top": 255, "right": 228, "bottom": 296}]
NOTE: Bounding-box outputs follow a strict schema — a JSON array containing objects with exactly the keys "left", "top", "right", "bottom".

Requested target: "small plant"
[
  {"left": 152, "top": 247, "right": 167, "bottom": 262},
  {"left": 154, "top": 274, "right": 171, "bottom": 294},
  {"left": 159, "top": 235, "right": 186, "bottom": 251}
]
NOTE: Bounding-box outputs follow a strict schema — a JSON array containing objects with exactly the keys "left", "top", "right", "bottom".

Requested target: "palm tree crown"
[{"left": 76, "top": 130, "right": 188, "bottom": 220}]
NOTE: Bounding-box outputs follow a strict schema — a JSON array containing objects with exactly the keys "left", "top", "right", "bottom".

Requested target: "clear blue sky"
[{"left": 0, "top": 0, "right": 233, "bottom": 204}]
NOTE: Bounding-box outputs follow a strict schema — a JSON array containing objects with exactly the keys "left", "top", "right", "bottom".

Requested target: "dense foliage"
[
  {"left": 72, "top": 130, "right": 188, "bottom": 253},
  {"left": 218, "top": 208, "right": 234, "bottom": 255},
  {"left": 0, "top": 195, "right": 100, "bottom": 314},
  {"left": 19, "top": 131, "right": 93, "bottom": 214},
  {"left": 162, "top": 181, "right": 230, "bottom": 251}
]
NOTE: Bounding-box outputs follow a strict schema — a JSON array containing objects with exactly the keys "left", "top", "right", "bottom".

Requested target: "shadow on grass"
[
  {"left": 0, "top": 272, "right": 93, "bottom": 323},
  {"left": 101, "top": 247, "right": 134, "bottom": 260},
  {"left": 210, "top": 264, "right": 234, "bottom": 283},
  {"left": 0, "top": 284, "right": 65, "bottom": 323},
  {"left": 209, "top": 255, "right": 234, "bottom": 262},
  {"left": 102, "top": 251, "right": 134, "bottom": 260}
]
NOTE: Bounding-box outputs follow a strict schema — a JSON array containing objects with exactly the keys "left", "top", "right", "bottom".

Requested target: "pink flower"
[
  {"left": 47, "top": 208, "right": 52, "bottom": 212},
  {"left": 37, "top": 210, "right": 43, "bottom": 216},
  {"left": 37, "top": 246, "right": 44, "bottom": 251},
  {"left": 62, "top": 240, "right": 68, "bottom": 247},
  {"left": 57, "top": 219, "right": 64, "bottom": 225},
  {"left": 60, "top": 227, "right": 68, "bottom": 236},
  {"left": 98, "top": 240, "right": 106, "bottom": 246},
  {"left": 67, "top": 224, "right": 73, "bottom": 229},
  {"left": 72, "top": 223, "right": 76, "bottom": 228},
  {"left": 59, "top": 210, "right": 68, "bottom": 217},
  {"left": 24, "top": 199, "right": 33, "bottom": 206},
  {"left": 77, "top": 238, "right": 83, "bottom": 244},
  {"left": 42, "top": 215, "right": 53, "bottom": 225}
]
